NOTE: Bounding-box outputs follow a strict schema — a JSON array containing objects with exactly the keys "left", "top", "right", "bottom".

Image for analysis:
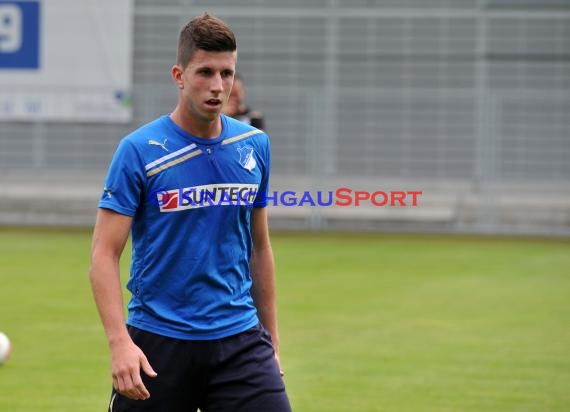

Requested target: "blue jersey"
[{"left": 98, "top": 114, "right": 270, "bottom": 340}]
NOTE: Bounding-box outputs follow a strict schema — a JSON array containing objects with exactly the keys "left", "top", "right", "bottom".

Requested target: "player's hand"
[
  {"left": 110, "top": 339, "right": 158, "bottom": 400},
  {"left": 275, "top": 353, "right": 285, "bottom": 377}
]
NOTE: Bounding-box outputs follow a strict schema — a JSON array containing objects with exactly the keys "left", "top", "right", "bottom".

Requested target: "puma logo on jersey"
[
  {"left": 103, "top": 187, "right": 113, "bottom": 198},
  {"left": 148, "top": 138, "right": 169, "bottom": 152},
  {"left": 237, "top": 145, "right": 256, "bottom": 171}
]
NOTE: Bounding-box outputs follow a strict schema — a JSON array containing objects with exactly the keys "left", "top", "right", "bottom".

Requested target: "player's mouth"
[{"left": 205, "top": 98, "right": 222, "bottom": 110}]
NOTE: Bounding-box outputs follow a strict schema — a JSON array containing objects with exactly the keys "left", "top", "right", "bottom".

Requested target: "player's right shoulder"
[
  {"left": 116, "top": 115, "right": 201, "bottom": 174},
  {"left": 121, "top": 116, "right": 168, "bottom": 147},
  {"left": 110, "top": 116, "right": 172, "bottom": 168}
]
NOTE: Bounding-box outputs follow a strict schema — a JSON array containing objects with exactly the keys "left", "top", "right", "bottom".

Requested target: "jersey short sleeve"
[
  {"left": 98, "top": 139, "right": 145, "bottom": 217},
  {"left": 253, "top": 134, "right": 271, "bottom": 208}
]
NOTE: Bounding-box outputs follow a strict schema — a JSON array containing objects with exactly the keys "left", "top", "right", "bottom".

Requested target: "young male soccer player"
[{"left": 89, "top": 13, "right": 292, "bottom": 412}]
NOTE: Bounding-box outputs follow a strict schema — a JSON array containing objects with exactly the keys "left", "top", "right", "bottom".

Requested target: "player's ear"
[{"left": 172, "top": 64, "right": 184, "bottom": 89}]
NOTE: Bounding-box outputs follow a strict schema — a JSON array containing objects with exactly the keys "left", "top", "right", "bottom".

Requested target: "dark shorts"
[{"left": 107, "top": 324, "right": 292, "bottom": 412}]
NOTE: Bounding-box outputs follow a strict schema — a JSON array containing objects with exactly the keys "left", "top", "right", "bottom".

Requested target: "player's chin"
[{"left": 202, "top": 107, "right": 222, "bottom": 120}]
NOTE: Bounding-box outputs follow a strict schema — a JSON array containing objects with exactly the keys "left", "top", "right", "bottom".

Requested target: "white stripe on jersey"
[
  {"left": 221, "top": 129, "right": 263, "bottom": 146},
  {"left": 145, "top": 143, "right": 197, "bottom": 171}
]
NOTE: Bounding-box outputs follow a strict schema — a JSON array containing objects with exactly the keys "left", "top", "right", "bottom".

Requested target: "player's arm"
[
  {"left": 89, "top": 208, "right": 157, "bottom": 400},
  {"left": 250, "top": 207, "right": 282, "bottom": 370}
]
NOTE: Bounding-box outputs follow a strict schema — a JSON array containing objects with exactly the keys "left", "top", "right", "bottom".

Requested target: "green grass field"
[{"left": 0, "top": 228, "right": 569, "bottom": 411}]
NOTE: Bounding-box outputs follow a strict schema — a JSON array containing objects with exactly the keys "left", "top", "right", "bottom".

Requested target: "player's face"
[{"left": 176, "top": 49, "right": 237, "bottom": 123}]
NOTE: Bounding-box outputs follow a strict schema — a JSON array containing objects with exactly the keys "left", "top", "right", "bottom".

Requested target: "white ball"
[{"left": 0, "top": 332, "right": 12, "bottom": 365}]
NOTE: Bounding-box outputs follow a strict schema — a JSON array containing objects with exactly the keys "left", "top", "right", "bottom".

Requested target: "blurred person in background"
[
  {"left": 223, "top": 72, "right": 265, "bottom": 130},
  {"left": 89, "top": 12, "right": 291, "bottom": 412}
]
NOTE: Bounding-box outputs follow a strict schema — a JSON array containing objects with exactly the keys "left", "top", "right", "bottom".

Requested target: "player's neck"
[{"left": 169, "top": 106, "right": 222, "bottom": 139}]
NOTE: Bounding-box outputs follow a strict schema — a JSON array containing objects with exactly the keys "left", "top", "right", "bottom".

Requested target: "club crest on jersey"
[{"left": 237, "top": 145, "right": 257, "bottom": 171}]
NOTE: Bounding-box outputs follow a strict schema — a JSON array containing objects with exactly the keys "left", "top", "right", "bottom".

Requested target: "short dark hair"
[{"left": 177, "top": 13, "right": 237, "bottom": 68}]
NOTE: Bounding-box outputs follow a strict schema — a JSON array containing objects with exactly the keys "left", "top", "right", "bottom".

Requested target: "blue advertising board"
[{"left": 0, "top": 1, "right": 40, "bottom": 69}]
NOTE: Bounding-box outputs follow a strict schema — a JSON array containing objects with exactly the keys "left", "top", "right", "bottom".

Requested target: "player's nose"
[{"left": 210, "top": 73, "right": 223, "bottom": 94}]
